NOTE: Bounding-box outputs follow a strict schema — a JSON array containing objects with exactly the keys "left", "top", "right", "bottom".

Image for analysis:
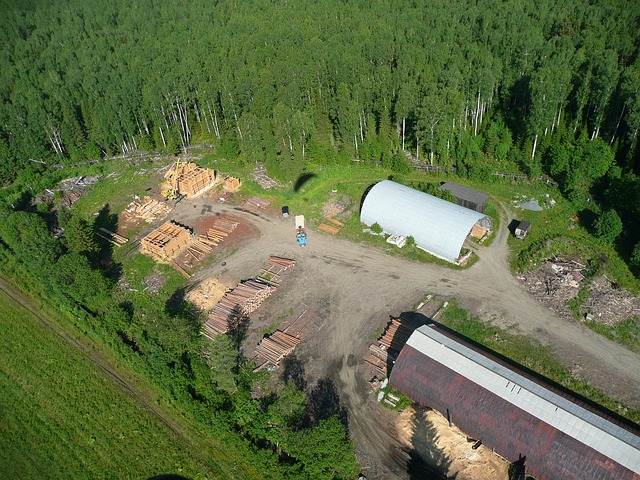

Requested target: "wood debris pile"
[
  {"left": 365, "top": 315, "right": 426, "bottom": 377},
  {"left": 255, "top": 330, "right": 301, "bottom": 368},
  {"left": 164, "top": 161, "right": 217, "bottom": 197},
  {"left": 96, "top": 227, "right": 128, "bottom": 246},
  {"left": 187, "top": 277, "right": 230, "bottom": 311},
  {"left": 581, "top": 276, "right": 640, "bottom": 325},
  {"left": 126, "top": 196, "right": 171, "bottom": 222},
  {"left": 243, "top": 196, "right": 272, "bottom": 213},
  {"left": 318, "top": 217, "right": 344, "bottom": 235},
  {"left": 203, "top": 279, "right": 276, "bottom": 339},
  {"left": 520, "top": 259, "right": 585, "bottom": 321},
  {"left": 141, "top": 221, "right": 192, "bottom": 260},
  {"left": 252, "top": 162, "right": 281, "bottom": 189}
]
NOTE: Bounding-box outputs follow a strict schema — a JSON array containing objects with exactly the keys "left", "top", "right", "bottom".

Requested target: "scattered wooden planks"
[
  {"left": 243, "top": 196, "right": 272, "bottom": 213},
  {"left": 171, "top": 260, "right": 191, "bottom": 279},
  {"left": 126, "top": 197, "right": 171, "bottom": 222},
  {"left": 97, "top": 227, "right": 128, "bottom": 246},
  {"left": 325, "top": 216, "right": 345, "bottom": 227},
  {"left": 318, "top": 223, "right": 340, "bottom": 235},
  {"left": 255, "top": 330, "right": 300, "bottom": 366}
]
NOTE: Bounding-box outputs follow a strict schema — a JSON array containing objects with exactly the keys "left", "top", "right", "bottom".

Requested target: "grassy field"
[{"left": 0, "top": 285, "right": 235, "bottom": 480}]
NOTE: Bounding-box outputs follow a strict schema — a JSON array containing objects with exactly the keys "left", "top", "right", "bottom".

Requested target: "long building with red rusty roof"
[{"left": 389, "top": 324, "right": 640, "bottom": 480}]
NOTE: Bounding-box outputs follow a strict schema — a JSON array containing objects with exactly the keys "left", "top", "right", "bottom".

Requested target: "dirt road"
[{"left": 177, "top": 198, "right": 640, "bottom": 478}]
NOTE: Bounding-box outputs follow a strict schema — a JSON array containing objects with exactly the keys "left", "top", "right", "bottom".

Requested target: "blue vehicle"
[{"left": 296, "top": 230, "right": 307, "bottom": 247}]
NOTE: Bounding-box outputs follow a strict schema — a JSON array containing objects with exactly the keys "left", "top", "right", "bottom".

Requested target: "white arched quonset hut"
[{"left": 360, "top": 180, "right": 492, "bottom": 263}]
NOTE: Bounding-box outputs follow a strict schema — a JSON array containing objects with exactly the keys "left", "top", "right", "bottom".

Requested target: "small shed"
[
  {"left": 515, "top": 220, "right": 531, "bottom": 240},
  {"left": 439, "top": 182, "right": 490, "bottom": 213}
]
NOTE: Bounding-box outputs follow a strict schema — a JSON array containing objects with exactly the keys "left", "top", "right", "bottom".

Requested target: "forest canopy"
[{"left": 0, "top": 0, "right": 639, "bottom": 185}]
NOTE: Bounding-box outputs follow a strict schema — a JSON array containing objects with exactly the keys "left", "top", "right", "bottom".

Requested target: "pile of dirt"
[
  {"left": 581, "top": 276, "right": 640, "bottom": 325},
  {"left": 396, "top": 407, "right": 507, "bottom": 479},
  {"left": 186, "top": 277, "right": 230, "bottom": 312},
  {"left": 519, "top": 259, "right": 585, "bottom": 321}
]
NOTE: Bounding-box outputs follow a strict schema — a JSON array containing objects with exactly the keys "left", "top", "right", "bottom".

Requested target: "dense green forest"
[{"left": 1, "top": 0, "right": 639, "bottom": 180}]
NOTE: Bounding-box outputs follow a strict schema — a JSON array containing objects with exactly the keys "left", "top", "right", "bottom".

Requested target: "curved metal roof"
[{"left": 360, "top": 180, "right": 487, "bottom": 263}]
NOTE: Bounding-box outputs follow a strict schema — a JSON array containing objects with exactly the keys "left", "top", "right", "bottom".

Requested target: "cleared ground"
[{"left": 170, "top": 194, "right": 640, "bottom": 479}]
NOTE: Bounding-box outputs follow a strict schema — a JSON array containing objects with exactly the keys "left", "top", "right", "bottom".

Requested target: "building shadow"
[{"left": 407, "top": 407, "right": 456, "bottom": 480}]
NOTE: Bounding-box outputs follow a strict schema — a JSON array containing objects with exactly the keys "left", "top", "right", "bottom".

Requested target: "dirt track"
[{"left": 176, "top": 198, "right": 640, "bottom": 479}]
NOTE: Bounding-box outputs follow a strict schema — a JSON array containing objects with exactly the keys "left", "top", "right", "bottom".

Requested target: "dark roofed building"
[
  {"left": 390, "top": 325, "right": 640, "bottom": 480},
  {"left": 439, "top": 182, "right": 490, "bottom": 213},
  {"left": 515, "top": 220, "right": 531, "bottom": 239}
]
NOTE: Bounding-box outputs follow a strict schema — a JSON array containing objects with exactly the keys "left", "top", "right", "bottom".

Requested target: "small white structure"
[
  {"left": 294, "top": 215, "right": 305, "bottom": 230},
  {"left": 386, "top": 234, "right": 407, "bottom": 248}
]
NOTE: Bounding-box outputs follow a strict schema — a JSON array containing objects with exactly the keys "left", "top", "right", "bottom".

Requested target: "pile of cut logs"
[
  {"left": 255, "top": 330, "right": 300, "bottom": 366},
  {"left": 203, "top": 279, "right": 275, "bottom": 339},
  {"left": 96, "top": 227, "right": 128, "bottom": 246},
  {"left": 186, "top": 240, "right": 212, "bottom": 261},
  {"left": 258, "top": 256, "right": 296, "bottom": 285},
  {"left": 364, "top": 315, "right": 425, "bottom": 376}
]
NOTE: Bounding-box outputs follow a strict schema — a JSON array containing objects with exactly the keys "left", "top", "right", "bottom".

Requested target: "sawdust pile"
[
  {"left": 187, "top": 277, "right": 230, "bottom": 312},
  {"left": 396, "top": 407, "right": 508, "bottom": 480}
]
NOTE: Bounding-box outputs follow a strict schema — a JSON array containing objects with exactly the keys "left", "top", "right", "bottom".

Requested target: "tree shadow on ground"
[
  {"left": 293, "top": 173, "right": 317, "bottom": 192},
  {"left": 281, "top": 355, "right": 307, "bottom": 390},
  {"left": 303, "top": 377, "right": 349, "bottom": 430},
  {"left": 407, "top": 407, "right": 456, "bottom": 480},
  {"left": 93, "top": 203, "right": 122, "bottom": 278}
]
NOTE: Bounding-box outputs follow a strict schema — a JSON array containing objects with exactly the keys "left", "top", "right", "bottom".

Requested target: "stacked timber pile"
[
  {"left": 243, "top": 196, "right": 271, "bottom": 213},
  {"left": 203, "top": 279, "right": 275, "bottom": 339},
  {"left": 126, "top": 196, "right": 171, "bottom": 222},
  {"left": 141, "top": 221, "right": 192, "bottom": 260},
  {"left": 365, "top": 315, "right": 426, "bottom": 377},
  {"left": 186, "top": 239, "right": 212, "bottom": 261},
  {"left": 165, "top": 161, "right": 217, "bottom": 197},
  {"left": 224, "top": 176, "right": 241, "bottom": 191},
  {"left": 258, "top": 256, "right": 296, "bottom": 285},
  {"left": 318, "top": 217, "right": 344, "bottom": 235},
  {"left": 255, "top": 330, "right": 300, "bottom": 367},
  {"left": 187, "top": 277, "right": 230, "bottom": 311},
  {"left": 96, "top": 227, "right": 128, "bottom": 246}
]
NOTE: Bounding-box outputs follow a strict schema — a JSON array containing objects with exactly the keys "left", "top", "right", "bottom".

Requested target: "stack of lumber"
[
  {"left": 171, "top": 260, "right": 191, "bottom": 278},
  {"left": 268, "top": 256, "right": 296, "bottom": 270},
  {"left": 203, "top": 279, "right": 275, "bottom": 339},
  {"left": 165, "top": 161, "right": 217, "bottom": 197},
  {"left": 97, "top": 227, "right": 128, "bottom": 246},
  {"left": 197, "top": 216, "right": 239, "bottom": 249},
  {"left": 255, "top": 330, "right": 300, "bottom": 366},
  {"left": 126, "top": 197, "right": 171, "bottom": 222},
  {"left": 141, "top": 221, "right": 191, "bottom": 259},
  {"left": 325, "top": 217, "right": 345, "bottom": 227},
  {"left": 243, "top": 196, "right": 271, "bottom": 212},
  {"left": 224, "top": 176, "right": 241, "bottom": 191}
]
